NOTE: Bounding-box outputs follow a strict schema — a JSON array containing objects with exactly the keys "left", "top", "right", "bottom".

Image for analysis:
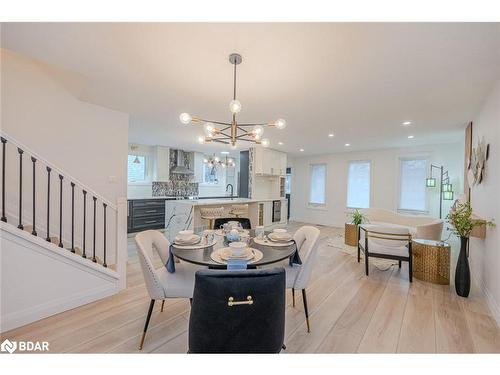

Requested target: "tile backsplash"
[{"left": 152, "top": 181, "right": 199, "bottom": 197}]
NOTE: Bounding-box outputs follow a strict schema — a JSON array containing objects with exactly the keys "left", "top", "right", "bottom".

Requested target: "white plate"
[
  {"left": 268, "top": 233, "right": 293, "bottom": 242},
  {"left": 173, "top": 237, "right": 217, "bottom": 250},
  {"left": 210, "top": 248, "right": 264, "bottom": 264},
  {"left": 174, "top": 234, "right": 200, "bottom": 244},
  {"left": 253, "top": 237, "right": 293, "bottom": 247},
  {"left": 220, "top": 247, "right": 254, "bottom": 260}
]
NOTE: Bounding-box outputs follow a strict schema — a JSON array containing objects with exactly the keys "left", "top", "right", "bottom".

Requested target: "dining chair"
[
  {"left": 200, "top": 206, "right": 225, "bottom": 229},
  {"left": 135, "top": 230, "right": 203, "bottom": 350},
  {"left": 282, "top": 225, "right": 321, "bottom": 333},
  {"left": 213, "top": 217, "right": 252, "bottom": 229},
  {"left": 188, "top": 268, "right": 286, "bottom": 353},
  {"left": 357, "top": 225, "right": 413, "bottom": 282}
]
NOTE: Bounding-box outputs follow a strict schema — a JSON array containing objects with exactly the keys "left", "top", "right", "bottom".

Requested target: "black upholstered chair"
[
  {"left": 213, "top": 217, "right": 252, "bottom": 230},
  {"left": 188, "top": 268, "right": 286, "bottom": 353}
]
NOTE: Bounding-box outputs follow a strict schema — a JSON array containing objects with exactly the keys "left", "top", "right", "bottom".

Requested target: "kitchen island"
[{"left": 164, "top": 197, "right": 287, "bottom": 242}]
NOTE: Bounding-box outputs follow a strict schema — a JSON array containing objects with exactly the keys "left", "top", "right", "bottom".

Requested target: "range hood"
[{"left": 171, "top": 149, "right": 194, "bottom": 175}]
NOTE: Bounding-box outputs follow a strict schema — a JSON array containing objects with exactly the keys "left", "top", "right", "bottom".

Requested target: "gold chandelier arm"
[
  {"left": 236, "top": 122, "right": 270, "bottom": 127},
  {"left": 193, "top": 117, "right": 232, "bottom": 126}
]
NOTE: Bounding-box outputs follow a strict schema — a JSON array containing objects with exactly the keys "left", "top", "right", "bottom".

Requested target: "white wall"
[
  {"left": 290, "top": 142, "right": 464, "bottom": 226},
  {"left": 469, "top": 79, "right": 500, "bottom": 324},
  {"left": 1, "top": 49, "right": 129, "bottom": 203}
]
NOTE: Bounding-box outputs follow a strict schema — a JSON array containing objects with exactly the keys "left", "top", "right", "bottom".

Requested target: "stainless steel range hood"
[{"left": 171, "top": 149, "right": 194, "bottom": 175}]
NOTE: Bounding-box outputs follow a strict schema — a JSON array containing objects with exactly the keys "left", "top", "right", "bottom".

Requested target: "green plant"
[
  {"left": 348, "top": 209, "right": 366, "bottom": 226},
  {"left": 446, "top": 201, "right": 495, "bottom": 238}
]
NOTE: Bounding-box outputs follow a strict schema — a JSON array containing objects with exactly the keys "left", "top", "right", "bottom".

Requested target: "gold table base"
[{"left": 412, "top": 240, "right": 450, "bottom": 285}]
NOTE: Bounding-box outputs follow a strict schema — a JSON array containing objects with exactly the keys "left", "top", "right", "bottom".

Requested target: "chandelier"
[
  {"left": 203, "top": 154, "right": 235, "bottom": 168},
  {"left": 179, "top": 53, "right": 286, "bottom": 148}
]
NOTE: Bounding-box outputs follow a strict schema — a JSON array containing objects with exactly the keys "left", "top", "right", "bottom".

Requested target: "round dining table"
[{"left": 171, "top": 230, "right": 297, "bottom": 269}]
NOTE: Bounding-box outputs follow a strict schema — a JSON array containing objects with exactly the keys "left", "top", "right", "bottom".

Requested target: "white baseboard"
[
  {"left": 471, "top": 272, "right": 500, "bottom": 328},
  {"left": 1, "top": 283, "right": 119, "bottom": 333}
]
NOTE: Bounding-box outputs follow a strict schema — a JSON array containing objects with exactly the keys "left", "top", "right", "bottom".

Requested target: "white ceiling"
[{"left": 2, "top": 23, "right": 500, "bottom": 156}]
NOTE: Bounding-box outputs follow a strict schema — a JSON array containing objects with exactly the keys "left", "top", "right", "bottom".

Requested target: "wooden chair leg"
[
  {"left": 398, "top": 260, "right": 402, "bottom": 268},
  {"left": 302, "top": 289, "right": 310, "bottom": 333},
  {"left": 357, "top": 245, "right": 361, "bottom": 263},
  {"left": 292, "top": 289, "right": 295, "bottom": 307},
  {"left": 160, "top": 300, "right": 165, "bottom": 312},
  {"left": 189, "top": 298, "right": 193, "bottom": 306},
  {"left": 409, "top": 256, "right": 413, "bottom": 283},
  {"left": 365, "top": 252, "right": 369, "bottom": 276},
  {"left": 139, "top": 299, "right": 155, "bottom": 350}
]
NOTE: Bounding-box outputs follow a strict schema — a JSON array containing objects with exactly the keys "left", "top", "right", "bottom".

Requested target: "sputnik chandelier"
[{"left": 179, "top": 53, "right": 286, "bottom": 148}]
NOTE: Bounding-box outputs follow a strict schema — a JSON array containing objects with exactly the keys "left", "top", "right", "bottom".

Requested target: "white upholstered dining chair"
[
  {"left": 282, "top": 225, "right": 321, "bottom": 333},
  {"left": 135, "top": 230, "right": 203, "bottom": 350}
]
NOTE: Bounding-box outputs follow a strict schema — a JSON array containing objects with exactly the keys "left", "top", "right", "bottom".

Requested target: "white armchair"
[
  {"left": 358, "top": 225, "right": 413, "bottom": 282},
  {"left": 283, "top": 226, "right": 321, "bottom": 333},
  {"left": 135, "top": 230, "right": 203, "bottom": 349}
]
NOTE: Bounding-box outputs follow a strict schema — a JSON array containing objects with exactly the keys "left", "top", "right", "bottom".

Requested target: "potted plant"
[
  {"left": 345, "top": 209, "right": 366, "bottom": 246},
  {"left": 446, "top": 201, "right": 495, "bottom": 297}
]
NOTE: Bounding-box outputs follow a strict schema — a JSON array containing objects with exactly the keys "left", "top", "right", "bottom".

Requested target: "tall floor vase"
[{"left": 455, "top": 236, "right": 470, "bottom": 298}]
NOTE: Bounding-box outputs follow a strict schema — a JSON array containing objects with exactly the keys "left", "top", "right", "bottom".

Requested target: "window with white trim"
[
  {"left": 309, "top": 164, "right": 327, "bottom": 205},
  {"left": 399, "top": 158, "right": 427, "bottom": 212},
  {"left": 127, "top": 155, "right": 146, "bottom": 182},
  {"left": 347, "top": 160, "right": 371, "bottom": 209}
]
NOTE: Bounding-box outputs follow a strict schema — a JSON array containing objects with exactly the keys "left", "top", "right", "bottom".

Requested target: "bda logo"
[{"left": 1, "top": 339, "right": 17, "bottom": 354}]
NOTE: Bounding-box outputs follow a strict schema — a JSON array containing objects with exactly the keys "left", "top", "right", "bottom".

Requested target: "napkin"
[
  {"left": 289, "top": 240, "right": 302, "bottom": 266},
  {"left": 227, "top": 258, "right": 248, "bottom": 270},
  {"left": 165, "top": 245, "right": 176, "bottom": 273}
]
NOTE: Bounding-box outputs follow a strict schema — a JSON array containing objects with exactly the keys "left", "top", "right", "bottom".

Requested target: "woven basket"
[
  {"left": 344, "top": 223, "right": 358, "bottom": 246},
  {"left": 412, "top": 240, "right": 450, "bottom": 285}
]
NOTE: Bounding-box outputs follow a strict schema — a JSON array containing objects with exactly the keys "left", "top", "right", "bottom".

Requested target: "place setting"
[
  {"left": 210, "top": 240, "right": 263, "bottom": 268},
  {"left": 253, "top": 228, "right": 294, "bottom": 247},
  {"left": 172, "top": 229, "right": 217, "bottom": 249}
]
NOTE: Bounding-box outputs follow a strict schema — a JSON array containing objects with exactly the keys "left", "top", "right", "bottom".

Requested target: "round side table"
[{"left": 412, "top": 239, "right": 450, "bottom": 285}]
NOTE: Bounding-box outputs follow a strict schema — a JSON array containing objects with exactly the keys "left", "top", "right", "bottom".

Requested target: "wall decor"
[{"left": 467, "top": 136, "right": 490, "bottom": 187}]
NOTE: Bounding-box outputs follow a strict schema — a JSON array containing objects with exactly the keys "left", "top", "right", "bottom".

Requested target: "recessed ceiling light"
[
  {"left": 328, "top": 133, "right": 334, "bottom": 138},
  {"left": 221, "top": 151, "right": 230, "bottom": 154},
  {"left": 278, "top": 141, "right": 283, "bottom": 145},
  {"left": 299, "top": 148, "right": 304, "bottom": 152},
  {"left": 345, "top": 143, "right": 351, "bottom": 147},
  {"left": 408, "top": 135, "right": 414, "bottom": 139},
  {"left": 402, "top": 121, "right": 412, "bottom": 126}
]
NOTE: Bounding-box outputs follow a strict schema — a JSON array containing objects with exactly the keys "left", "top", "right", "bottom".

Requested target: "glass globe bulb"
[
  {"left": 203, "top": 158, "right": 208, "bottom": 163},
  {"left": 253, "top": 125, "right": 264, "bottom": 136},
  {"left": 204, "top": 122, "right": 215, "bottom": 136},
  {"left": 230, "top": 143, "right": 237, "bottom": 150},
  {"left": 179, "top": 113, "right": 192, "bottom": 124},
  {"left": 275, "top": 118, "right": 286, "bottom": 129},
  {"left": 197, "top": 135, "right": 205, "bottom": 144},
  {"left": 261, "top": 138, "right": 270, "bottom": 148},
  {"left": 229, "top": 100, "right": 242, "bottom": 114},
  {"left": 214, "top": 156, "right": 219, "bottom": 162}
]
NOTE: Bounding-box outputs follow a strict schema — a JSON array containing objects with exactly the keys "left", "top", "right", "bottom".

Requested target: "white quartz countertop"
[{"left": 168, "top": 197, "right": 287, "bottom": 206}]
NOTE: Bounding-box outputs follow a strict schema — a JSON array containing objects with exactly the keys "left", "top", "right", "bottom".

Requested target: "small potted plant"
[
  {"left": 446, "top": 201, "right": 495, "bottom": 297},
  {"left": 345, "top": 209, "right": 366, "bottom": 246}
]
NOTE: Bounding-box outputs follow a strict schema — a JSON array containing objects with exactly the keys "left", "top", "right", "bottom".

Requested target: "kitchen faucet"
[{"left": 226, "top": 184, "right": 234, "bottom": 199}]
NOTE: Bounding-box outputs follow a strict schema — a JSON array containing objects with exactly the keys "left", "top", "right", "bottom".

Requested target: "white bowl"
[
  {"left": 273, "top": 228, "right": 287, "bottom": 233},
  {"left": 227, "top": 221, "right": 240, "bottom": 228},
  {"left": 177, "top": 230, "right": 194, "bottom": 241},
  {"left": 228, "top": 241, "right": 247, "bottom": 256}
]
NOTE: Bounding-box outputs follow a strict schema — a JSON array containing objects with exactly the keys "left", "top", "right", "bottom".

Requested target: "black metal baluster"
[
  {"left": 82, "top": 190, "right": 87, "bottom": 258},
  {"left": 58, "top": 174, "right": 63, "bottom": 248},
  {"left": 31, "top": 157, "right": 37, "bottom": 236},
  {"left": 92, "top": 196, "right": 97, "bottom": 263},
  {"left": 103, "top": 203, "right": 107, "bottom": 268},
  {"left": 17, "top": 148, "right": 24, "bottom": 230},
  {"left": 70, "top": 182, "right": 75, "bottom": 253},
  {"left": 46, "top": 167, "right": 51, "bottom": 242},
  {"left": 1, "top": 137, "right": 7, "bottom": 223}
]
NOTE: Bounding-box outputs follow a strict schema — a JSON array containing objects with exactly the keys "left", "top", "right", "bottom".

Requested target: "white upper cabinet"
[
  {"left": 253, "top": 147, "right": 287, "bottom": 176},
  {"left": 193, "top": 152, "right": 205, "bottom": 183},
  {"left": 153, "top": 146, "right": 170, "bottom": 181}
]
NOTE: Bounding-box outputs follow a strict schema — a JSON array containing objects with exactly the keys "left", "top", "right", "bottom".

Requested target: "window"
[
  {"left": 203, "top": 163, "right": 219, "bottom": 184},
  {"left": 347, "top": 160, "right": 371, "bottom": 208},
  {"left": 309, "top": 164, "right": 326, "bottom": 205},
  {"left": 127, "top": 155, "right": 146, "bottom": 182},
  {"left": 399, "top": 158, "right": 427, "bottom": 212}
]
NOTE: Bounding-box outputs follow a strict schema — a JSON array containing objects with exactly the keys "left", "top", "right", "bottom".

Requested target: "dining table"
[{"left": 170, "top": 229, "right": 298, "bottom": 269}]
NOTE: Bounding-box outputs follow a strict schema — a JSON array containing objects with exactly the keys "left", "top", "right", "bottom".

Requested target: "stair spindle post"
[
  {"left": 82, "top": 190, "right": 87, "bottom": 258},
  {"left": 1, "top": 137, "right": 7, "bottom": 223},
  {"left": 17, "top": 148, "right": 24, "bottom": 230},
  {"left": 58, "top": 174, "right": 63, "bottom": 248},
  {"left": 70, "top": 182, "right": 75, "bottom": 253},
  {"left": 31, "top": 157, "right": 37, "bottom": 236},
  {"left": 103, "top": 203, "right": 107, "bottom": 268},
  {"left": 46, "top": 167, "right": 52, "bottom": 242},
  {"left": 92, "top": 196, "right": 97, "bottom": 263}
]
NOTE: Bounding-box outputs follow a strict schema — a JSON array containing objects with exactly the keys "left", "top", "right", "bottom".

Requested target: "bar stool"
[
  {"left": 229, "top": 204, "right": 249, "bottom": 218},
  {"left": 200, "top": 207, "right": 225, "bottom": 230}
]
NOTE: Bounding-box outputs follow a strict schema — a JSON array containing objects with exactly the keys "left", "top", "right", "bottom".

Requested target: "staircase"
[{"left": 0, "top": 131, "right": 127, "bottom": 332}]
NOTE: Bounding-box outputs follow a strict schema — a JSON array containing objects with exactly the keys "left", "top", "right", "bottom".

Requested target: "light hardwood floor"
[{"left": 2, "top": 222, "right": 499, "bottom": 353}]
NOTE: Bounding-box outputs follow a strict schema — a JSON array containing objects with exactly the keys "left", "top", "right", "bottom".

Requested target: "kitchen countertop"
[
  {"left": 169, "top": 197, "right": 287, "bottom": 206},
  {"left": 128, "top": 195, "right": 241, "bottom": 201}
]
